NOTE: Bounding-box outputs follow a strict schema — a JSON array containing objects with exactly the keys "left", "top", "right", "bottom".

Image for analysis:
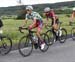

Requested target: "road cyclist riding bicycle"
[
  {"left": 44, "top": 7, "right": 67, "bottom": 44},
  {"left": 44, "top": 7, "right": 61, "bottom": 42},
  {"left": 20, "top": 6, "right": 47, "bottom": 50},
  {"left": 69, "top": 7, "right": 75, "bottom": 26},
  {"left": 0, "top": 18, "right": 12, "bottom": 55}
]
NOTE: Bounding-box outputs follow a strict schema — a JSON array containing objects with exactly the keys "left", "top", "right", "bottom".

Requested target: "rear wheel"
[
  {"left": 38, "top": 33, "right": 49, "bottom": 52},
  {"left": 46, "top": 30, "right": 54, "bottom": 45},
  {"left": 59, "top": 28, "right": 67, "bottom": 43},
  {"left": 18, "top": 36, "right": 33, "bottom": 57}
]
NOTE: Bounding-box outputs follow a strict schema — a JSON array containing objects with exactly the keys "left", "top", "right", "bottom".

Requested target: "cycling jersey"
[
  {"left": 45, "top": 11, "right": 55, "bottom": 18},
  {"left": 45, "top": 11, "right": 59, "bottom": 25},
  {"left": 25, "top": 11, "right": 43, "bottom": 23},
  {"left": 25, "top": 11, "right": 43, "bottom": 32}
]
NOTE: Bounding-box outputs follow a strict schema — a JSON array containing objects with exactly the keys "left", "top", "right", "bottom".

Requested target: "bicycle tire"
[
  {"left": 0, "top": 35, "right": 12, "bottom": 55},
  {"left": 38, "top": 33, "right": 49, "bottom": 52},
  {"left": 18, "top": 36, "right": 33, "bottom": 57},
  {"left": 59, "top": 28, "right": 67, "bottom": 43},
  {"left": 46, "top": 30, "right": 54, "bottom": 45}
]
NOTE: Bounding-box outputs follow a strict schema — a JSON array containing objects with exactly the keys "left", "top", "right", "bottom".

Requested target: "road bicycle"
[
  {"left": 18, "top": 27, "right": 49, "bottom": 57},
  {"left": 46, "top": 22, "right": 67, "bottom": 45}
]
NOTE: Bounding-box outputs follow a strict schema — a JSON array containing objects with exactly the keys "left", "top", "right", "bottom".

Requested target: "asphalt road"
[{"left": 0, "top": 38, "right": 75, "bottom": 62}]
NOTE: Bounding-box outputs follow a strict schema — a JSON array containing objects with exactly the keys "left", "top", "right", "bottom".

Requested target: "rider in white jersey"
[
  {"left": 26, "top": 11, "right": 42, "bottom": 21},
  {"left": 21, "top": 6, "right": 45, "bottom": 50}
]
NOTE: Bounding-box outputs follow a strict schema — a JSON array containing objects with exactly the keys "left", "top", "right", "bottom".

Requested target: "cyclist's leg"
[
  {"left": 53, "top": 18, "right": 59, "bottom": 31},
  {"left": 29, "top": 23, "right": 37, "bottom": 30},
  {"left": 36, "top": 23, "right": 43, "bottom": 42},
  {"left": 29, "top": 22, "right": 39, "bottom": 49},
  {"left": 36, "top": 23, "right": 45, "bottom": 49},
  {"left": 52, "top": 19, "right": 59, "bottom": 40}
]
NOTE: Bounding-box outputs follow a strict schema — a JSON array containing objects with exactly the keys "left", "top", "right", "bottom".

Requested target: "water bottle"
[
  {"left": 56, "top": 31, "right": 59, "bottom": 36},
  {"left": 32, "top": 36, "right": 38, "bottom": 43},
  {"left": 58, "top": 29, "right": 62, "bottom": 36}
]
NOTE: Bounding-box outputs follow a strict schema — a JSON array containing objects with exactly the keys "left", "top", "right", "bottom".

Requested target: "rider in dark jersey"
[{"left": 44, "top": 7, "right": 60, "bottom": 41}]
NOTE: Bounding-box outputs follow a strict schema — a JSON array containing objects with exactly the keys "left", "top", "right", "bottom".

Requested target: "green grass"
[{"left": 2, "top": 14, "right": 75, "bottom": 44}]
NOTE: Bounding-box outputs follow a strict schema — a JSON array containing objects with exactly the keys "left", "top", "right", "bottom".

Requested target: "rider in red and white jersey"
[{"left": 21, "top": 6, "right": 45, "bottom": 49}]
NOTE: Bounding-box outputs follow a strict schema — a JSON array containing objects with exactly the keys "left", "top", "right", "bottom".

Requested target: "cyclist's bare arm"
[
  {"left": 53, "top": 16, "right": 56, "bottom": 25},
  {"left": 21, "top": 19, "right": 27, "bottom": 27},
  {"left": 46, "top": 17, "right": 49, "bottom": 25},
  {"left": 21, "top": 14, "right": 28, "bottom": 27}
]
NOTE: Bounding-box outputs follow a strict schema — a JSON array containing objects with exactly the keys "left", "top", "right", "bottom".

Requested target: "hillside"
[{"left": 0, "top": 1, "right": 75, "bottom": 16}]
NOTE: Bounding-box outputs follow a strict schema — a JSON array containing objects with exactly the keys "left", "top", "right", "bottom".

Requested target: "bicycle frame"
[{"left": 19, "top": 27, "right": 37, "bottom": 43}]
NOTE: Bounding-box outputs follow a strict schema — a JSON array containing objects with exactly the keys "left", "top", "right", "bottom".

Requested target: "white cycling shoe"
[
  {"left": 41, "top": 43, "right": 45, "bottom": 50},
  {"left": 59, "top": 30, "right": 62, "bottom": 36},
  {"left": 54, "top": 39, "right": 56, "bottom": 43}
]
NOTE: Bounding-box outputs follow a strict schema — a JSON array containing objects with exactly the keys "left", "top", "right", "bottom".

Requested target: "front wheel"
[
  {"left": 46, "top": 30, "right": 54, "bottom": 45},
  {"left": 71, "top": 27, "right": 75, "bottom": 40},
  {"left": 38, "top": 33, "right": 49, "bottom": 52},
  {"left": 0, "top": 35, "right": 12, "bottom": 55},
  {"left": 18, "top": 36, "right": 33, "bottom": 57},
  {"left": 59, "top": 28, "right": 67, "bottom": 43}
]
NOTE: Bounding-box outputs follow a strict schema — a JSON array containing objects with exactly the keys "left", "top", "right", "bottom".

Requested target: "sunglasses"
[
  {"left": 44, "top": 11, "right": 49, "bottom": 13},
  {"left": 26, "top": 9, "right": 30, "bottom": 11}
]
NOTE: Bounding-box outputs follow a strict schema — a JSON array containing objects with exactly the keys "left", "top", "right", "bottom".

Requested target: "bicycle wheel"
[
  {"left": 38, "top": 33, "right": 49, "bottom": 52},
  {"left": 0, "top": 35, "right": 12, "bottom": 55},
  {"left": 46, "top": 30, "right": 54, "bottom": 45},
  {"left": 18, "top": 36, "right": 33, "bottom": 57},
  {"left": 71, "top": 27, "right": 75, "bottom": 40},
  {"left": 59, "top": 28, "right": 67, "bottom": 43}
]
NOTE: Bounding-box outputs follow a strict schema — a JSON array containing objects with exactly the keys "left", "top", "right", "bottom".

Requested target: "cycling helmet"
[
  {"left": 26, "top": 6, "right": 33, "bottom": 10},
  {"left": 44, "top": 7, "right": 50, "bottom": 12},
  {"left": 73, "top": 7, "right": 75, "bottom": 11}
]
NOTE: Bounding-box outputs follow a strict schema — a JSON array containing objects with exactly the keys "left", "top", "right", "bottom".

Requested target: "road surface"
[{"left": 0, "top": 38, "right": 75, "bottom": 62}]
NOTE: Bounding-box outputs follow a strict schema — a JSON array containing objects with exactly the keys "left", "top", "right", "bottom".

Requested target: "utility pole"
[
  {"left": 18, "top": 0, "right": 21, "bottom": 4},
  {"left": 17, "top": 0, "right": 23, "bottom": 6}
]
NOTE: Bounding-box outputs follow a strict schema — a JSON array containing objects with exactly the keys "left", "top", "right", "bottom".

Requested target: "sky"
[{"left": 0, "top": 0, "right": 74, "bottom": 7}]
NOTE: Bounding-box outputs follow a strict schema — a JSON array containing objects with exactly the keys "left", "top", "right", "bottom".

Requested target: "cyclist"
[
  {"left": 69, "top": 7, "right": 75, "bottom": 26},
  {"left": 44, "top": 7, "right": 60, "bottom": 41},
  {"left": 0, "top": 18, "right": 3, "bottom": 34},
  {"left": 21, "top": 6, "right": 45, "bottom": 49}
]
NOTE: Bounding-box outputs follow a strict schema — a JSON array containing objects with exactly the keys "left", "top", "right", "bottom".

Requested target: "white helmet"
[
  {"left": 44, "top": 7, "right": 50, "bottom": 12},
  {"left": 26, "top": 6, "right": 33, "bottom": 10},
  {"left": 73, "top": 7, "right": 75, "bottom": 11}
]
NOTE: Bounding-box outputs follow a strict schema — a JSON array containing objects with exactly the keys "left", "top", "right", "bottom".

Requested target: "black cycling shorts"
[{"left": 51, "top": 18, "right": 59, "bottom": 25}]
